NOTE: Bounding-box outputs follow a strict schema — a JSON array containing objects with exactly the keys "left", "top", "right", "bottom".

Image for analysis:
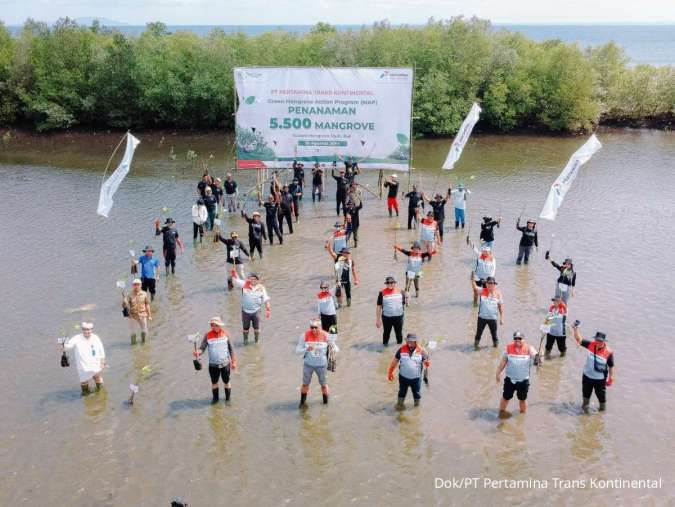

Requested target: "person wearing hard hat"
[
  {"left": 63, "top": 322, "right": 106, "bottom": 395},
  {"left": 495, "top": 331, "right": 539, "bottom": 416},
  {"left": 387, "top": 333, "right": 429, "bottom": 409},
  {"left": 194, "top": 317, "right": 237, "bottom": 404}
]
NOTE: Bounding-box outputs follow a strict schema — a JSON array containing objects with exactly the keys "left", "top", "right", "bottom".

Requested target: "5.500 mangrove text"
[{"left": 269, "top": 118, "right": 375, "bottom": 131}]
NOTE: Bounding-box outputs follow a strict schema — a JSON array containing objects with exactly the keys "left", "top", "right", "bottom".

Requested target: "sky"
[{"left": 2, "top": 0, "right": 675, "bottom": 26}]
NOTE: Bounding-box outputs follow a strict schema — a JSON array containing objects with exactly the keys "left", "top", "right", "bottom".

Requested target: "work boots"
[
  {"left": 211, "top": 388, "right": 219, "bottom": 404},
  {"left": 582, "top": 398, "right": 590, "bottom": 413},
  {"left": 413, "top": 399, "right": 420, "bottom": 407},
  {"left": 130, "top": 334, "right": 137, "bottom": 345},
  {"left": 141, "top": 332, "right": 146, "bottom": 344},
  {"left": 81, "top": 384, "right": 90, "bottom": 396},
  {"left": 599, "top": 402, "right": 606, "bottom": 412},
  {"left": 396, "top": 397, "right": 405, "bottom": 410},
  {"left": 299, "top": 392, "right": 307, "bottom": 408}
]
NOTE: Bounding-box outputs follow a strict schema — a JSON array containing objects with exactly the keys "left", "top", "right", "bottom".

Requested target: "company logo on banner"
[{"left": 234, "top": 67, "right": 413, "bottom": 170}]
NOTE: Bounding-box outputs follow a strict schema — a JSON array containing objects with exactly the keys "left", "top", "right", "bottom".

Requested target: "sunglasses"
[
  {"left": 320, "top": 287, "right": 328, "bottom": 290},
  {"left": 310, "top": 326, "right": 318, "bottom": 329},
  {"left": 514, "top": 337, "right": 523, "bottom": 341}
]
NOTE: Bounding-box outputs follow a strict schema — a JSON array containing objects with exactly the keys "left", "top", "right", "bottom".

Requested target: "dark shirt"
[
  {"left": 245, "top": 217, "right": 267, "bottom": 241},
  {"left": 203, "top": 194, "right": 218, "bottom": 210},
  {"left": 405, "top": 191, "right": 423, "bottom": 209},
  {"left": 293, "top": 167, "right": 305, "bottom": 185},
  {"left": 332, "top": 169, "right": 348, "bottom": 194},
  {"left": 312, "top": 169, "right": 323, "bottom": 185},
  {"left": 280, "top": 191, "right": 294, "bottom": 209},
  {"left": 551, "top": 261, "right": 576, "bottom": 286},
  {"left": 517, "top": 224, "right": 538, "bottom": 247},
  {"left": 398, "top": 248, "right": 431, "bottom": 260},
  {"left": 263, "top": 202, "right": 279, "bottom": 223},
  {"left": 156, "top": 226, "right": 179, "bottom": 250},
  {"left": 224, "top": 180, "right": 237, "bottom": 195},
  {"left": 345, "top": 168, "right": 358, "bottom": 184},
  {"left": 384, "top": 181, "right": 399, "bottom": 198},
  {"left": 289, "top": 183, "right": 302, "bottom": 201},
  {"left": 197, "top": 180, "right": 209, "bottom": 198},
  {"left": 581, "top": 340, "right": 615, "bottom": 368},
  {"left": 480, "top": 220, "right": 500, "bottom": 242},
  {"left": 429, "top": 199, "right": 447, "bottom": 221},
  {"left": 218, "top": 236, "right": 250, "bottom": 264},
  {"left": 345, "top": 202, "right": 363, "bottom": 228},
  {"left": 211, "top": 184, "right": 223, "bottom": 203}
]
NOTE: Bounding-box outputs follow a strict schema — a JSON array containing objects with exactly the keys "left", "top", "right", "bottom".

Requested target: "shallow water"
[{"left": 1, "top": 129, "right": 674, "bottom": 505}]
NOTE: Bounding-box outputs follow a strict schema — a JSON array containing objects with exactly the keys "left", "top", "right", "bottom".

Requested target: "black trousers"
[
  {"left": 320, "top": 313, "right": 337, "bottom": 332},
  {"left": 163, "top": 248, "right": 176, "bottom": 270},
  {"left": 407, "top": 208, "right": 416, "bottom": 229},
  {"left": 266, "top": 220, "right": 282, "bottom": 244},
  {"left": 193, "top": 222, "right": 204, "bottom": 239},
  {"left": 398, "top": 375, "right": 421, "bottom": 400},
  {"left": 437, "top": 219, "right": 444, "bottom": 240},
  {"left": 346, "top": 227, "right": 358, "bottom": 245},
  {"left": 336, "top": 281, "right": 351, "bottom": 301},
  {"left": 141, "top": 277, "right": 156, "bottom": 296},
  {"left": 249, "top": 237, "right": 263, "bottom": 258},
  {"left": 336, "top": 192, "right": 347, "bottom": 215},
  {"left": 279, "top": 207, "right": 293, "bottom": 234},
  {"left": 582, "top": 374, "right": 606, "bottom": 403},
  {"left": 475, "top": 317, "right": 498, "bottom": 344},
  {"left": 292, "top": 198, "right": 300, "bottom": 218},
  {"left": 382, "top": 314, "right": 404, "bottom": 345},
  {"left": 545, "top": 333, "right": 567, "bottom": 353}
]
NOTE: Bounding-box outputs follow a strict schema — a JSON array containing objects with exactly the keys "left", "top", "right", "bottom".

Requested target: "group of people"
[{"left": 61, "top": 161, "right": 613, "bottom": 417}]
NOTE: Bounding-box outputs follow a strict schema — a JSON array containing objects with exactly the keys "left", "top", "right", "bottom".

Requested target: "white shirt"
[
  {"left": 64, "top": 333, "right": 105, "bottom": 382},
  {"left": 451, "top": 189, "right": 471, "bottom": 210},
  {"left": 233, "top": 278, "right": 270, "bottom": 314}
]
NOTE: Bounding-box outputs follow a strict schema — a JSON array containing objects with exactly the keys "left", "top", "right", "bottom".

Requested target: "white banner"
[
  {"left": 96, "top": 133, "right": 141, "bottom": 217},
  {"left": 234, "top": 67, "right": 413, "bottom": 170},
  {"left": 442, "top": 102, "right": 481, "bottom": 170},
  {"left": 539, "top": 134, "right": 602, "bottom": 221}
]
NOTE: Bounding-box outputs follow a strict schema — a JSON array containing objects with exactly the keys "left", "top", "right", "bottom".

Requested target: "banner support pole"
[{"left": 408, "top": 62, "right": 416, "bottom": 192}]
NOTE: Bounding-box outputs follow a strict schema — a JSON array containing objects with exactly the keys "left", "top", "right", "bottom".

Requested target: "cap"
[
  {"left": 385, "top": 276, "right": 396, "bottom": 284},
  {"left": 564, "top": 258, "right": 573, "bottom": 264},
  {"left": 412, "top": 241, "right": 421, "bottom": 249},
  {"left": 247, "top": 272, "right": 259, "bottom": 279},
  {"left": 142, "top": 245, "right": 154, "bottom": 252},
  {"left": 230, "top": 231, "right": 239, "bottom": 238},
  {"left": 81, "top": 322, "right": 94, "bottom": 330},
  {"left": 485, "top": 276, "right": 497, "bottom": 285},
  {"left": 165, "top": 217, "right": 175, "bottom": 224},
  {"left": 334, "top": 221, "right": 342, "bottom": 228},
  {"left": 391, "top": 174, "right": 398, "bottom": 178},
  {"left": 405, "top": 333, "right": 418, "bottom": 342},
  {"left": 458, "top": 183, "right": 465, "bottom": 189},
  {"left": 426, "top": 210, "right": 433, "bottom": 216},
  {"left": 197, "top": 198, "right": 204, "bottom": 205},
  {"left": 526, "top": 218, "right": 536, "bottom": 224},
  {"left": 132, "top": 278, "right": 142, "bottom": 285},
  {"left": 309, "top": 319, "right": 321, "bottom": 328},
  {"left": 252, "top": 211, "right": 261, "bottom": 217},
  {"left": 209, "top": 316, "right": 224, "bottom": 326},
  {"left": 513, "top": 330, "right": 525, "bottom": 339},
  {"left": 483, "top": 216, "right": 492, "bottom": 222},
  {"left": 593, "top": 331, "right": 607, "bottom": 342}
]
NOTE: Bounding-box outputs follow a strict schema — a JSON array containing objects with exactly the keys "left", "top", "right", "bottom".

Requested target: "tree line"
[{"left": 0, "top": 17, "right": 672, "bottom": 133}]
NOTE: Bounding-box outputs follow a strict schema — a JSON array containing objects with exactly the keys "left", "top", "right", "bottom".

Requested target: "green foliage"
[{"left": 0, "top": 17, "right": 671, "bottom": 132}]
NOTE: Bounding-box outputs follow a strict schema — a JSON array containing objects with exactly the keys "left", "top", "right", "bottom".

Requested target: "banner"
[
  {"left": 234, "top": 67, "right": 413, "bottom": 170},
  {"left": 442, "top": 102, "right": 481, "bottom": 170},
  {"left": 539, "top": 134, "right": 602, "bottom": 221},
  {"left": 97, "top": 133, "right": 141, "bottom": 217}
]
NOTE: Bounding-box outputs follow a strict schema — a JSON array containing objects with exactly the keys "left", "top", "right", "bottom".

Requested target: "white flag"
[
  {"left": 539, "top": 134, "right": 602, "bottom": 221},
  {"left": 96, "top": 133, "right": 141, "bottom": 217},
  {"left": 442, "top": 102, "right": 481, "bottom": 170}
]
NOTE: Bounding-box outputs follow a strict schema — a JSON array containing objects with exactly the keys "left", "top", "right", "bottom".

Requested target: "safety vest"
[
  {"left": 478, "top": 288, "right": 502, "bottom": 320},
  {"left": 505, "top": 341, "right": 535, "bottom": 382},
  {"left": 420, "top": 218, "right": 437, "bottom": 242},
  {"left": 399, "top": 343, "right": 424, "bottom": 379},
  {"left": 474, "top": 256, "right": 496, "bottom": 281},
  {"left": 583, "top": 341, "right": 613, "bottom": 380},
  {"left": 317, "top": 291, "right": 337, "bottom": 316},
  {"left": 205, "top": 329, "right": 231, "bottom": 366},
  {"left": 332, "top": 230, "right": 347, "bottom": 252},
  {"left": 547, "top": 303, "right": 567, "bottom": 336},
  {"left": 303, "top": 329, "right": 329, "bottom": 368},
  {"left": 380, "top": 287, "right": 404, "bottom": 317},
  {"left": 406, "top": 251, "right": 423, "bottom": 274},
  {"left": 240, "top": 281, "right": 267, "bottom": 314}
]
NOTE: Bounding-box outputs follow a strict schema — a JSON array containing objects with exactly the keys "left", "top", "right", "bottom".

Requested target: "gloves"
[
  {"left": 423, "top": 360, "right": 430, "bottom": 368},
  {"left": 387, "top": 365, "right": 395, "bottom": 382},
  {"left": 231, "top": 358, "right": 237, "bottom": 370},
  {"left": 606, "top": 377, "right": 614, "bottom": 387}
]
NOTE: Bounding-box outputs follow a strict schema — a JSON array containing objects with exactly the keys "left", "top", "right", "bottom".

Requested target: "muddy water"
[{"left": 0, "top": 129, "right": 673, "bottom": 506}]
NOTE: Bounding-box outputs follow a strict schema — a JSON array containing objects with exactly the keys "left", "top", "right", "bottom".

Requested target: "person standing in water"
[
  {"left": 344, "top": 195, "right": 363, "bottom": 247},
  {"left": 136, "top": 246, "right": 160, "bottom": 301},
  {"left": 191, "top": 198, "right": 208, "bottom": 242},
  {"left": 311, "top": 163, "right": 324, "bottom": 202},
  {"left": 155, "top": 217, "right": 184, "bottom": 274},
  {"left": 572, "top": 323, "right": 615, "bottom": 413},
  {"left": 194, "top": 317, "right": 237, "bottom": 404},
  {"left": 549, "top": 257, "right": 576, "bottom": 303},
  {"left": 63, "top": 322, "right": 106, "bottom": 395},
  {"left": 471, "top": 245, "right": 496, "bottom": 306},
  {"left": 516, "top": 218, "right": 538, "bottom": 265},
  {"left": 404, "top": 185, "right": 424, "bottom": 230},
  {"left": 263, "top": 194, "right": 283, "bottom": 245},
  {"left": 387, "top": 333, "right": 429, "bottom": 409},
  {"left": 423, "top": 190, "right": 450, "bottom": 242},
  {"left": 450, "top": 183, "right": 471, "bottom": 229},
  {"left": 241, "top": 210, "right": 267, "bottom": 260},
  {"left": 203, "top": 186, "right": 218, "bottom": 231},
  {"left": 211, "top": 178, "right": 224, "bottom": 212},
  {"left": 217, "top": 231, "right": 249, "bottom": 290},
  {"left": 230, "top": 269, "right": 271, "bottom": 344},
  {"left": 326, "top": 243, "right": 359, "bottom": 307},
  {"left": 480, "top": 216, "right": 501, "bottom": 250},
  {"left": 278, "top": 184, "right": 295, "bottom": 234},
  {"left": 393, "top": 241, "right": 430, "bottom": 297},
  {"left": 495, "top": 331, "right": 539, "bottom": 417},
  {"left": 316, "top": 281, "right": 338, "bottom": 332},
  {"left": 419, "top": 211, "right": 440, "bottom": 259},
  {"left": 296, "top": 319, "right": 338, "bottom": 408},
  {"left": 471, "top": 275, "right": 504, "bottom": 348},
  {"left": 383, "top": 174, "right": 400, "bottom": 217},
  {"left": 376, "top": 276, "right": 408, "bottom": 346},
  {"left": 223, "top": 173, "right": 238, "bottom": 213},
  {"left": 288, "top": 178, "right": 303, "bottom": 222},
  {"left": 122, "top": 278, "right": 152, "bottom": 344},
  {"left": 329, "top": 222, "right": 348, "bottom": 253},
  {"left": 545, "top": 295, "right": 568, "bottom": 359},
  {"left": 332, "top": 166, "right": 349, "bottom": 216}
]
